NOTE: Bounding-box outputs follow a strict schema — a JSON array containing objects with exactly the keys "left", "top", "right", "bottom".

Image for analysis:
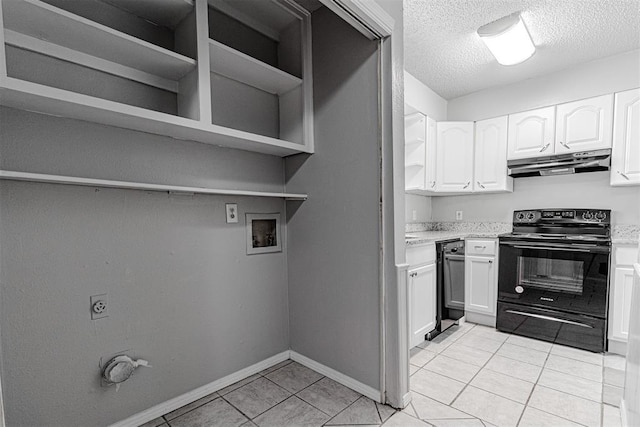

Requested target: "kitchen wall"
[
  {"left": 435, "top": 49, "right": 640, "bottom": 226},
  {"left": 404, "top": 71, "right": 446, "bottom": 224},
  {"left": 285, "top": 7, "right": 382, "bottom": 392},
  {"left": 0, "top": 107, "right": 290, "bottom": 426}
]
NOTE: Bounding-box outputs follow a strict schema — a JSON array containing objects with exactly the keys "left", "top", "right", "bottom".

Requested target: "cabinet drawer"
[
  {"left": 615, "top": 246, "right": 639, "bottom": 266},
  {"left": 466, "top": 239, "right": 497, "bottom": 256},
  {"left": 407, "top": 243, "right": 436, "bottom": 266}
]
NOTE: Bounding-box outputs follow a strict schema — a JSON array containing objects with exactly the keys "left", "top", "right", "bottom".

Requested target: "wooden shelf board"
[
  {"left": 0, "top": 77, "right": 312, "bottom": 157},
  {"left": 4, "top": 0, "right": 196, "bottom": 81},
  {"left": 0, "top": 170, "right": 308, "bottom": 200},
  {"left": 209, "top": 40, "right": 301, "bottom": 95},
  {"left": 102, "top": 0, "right": 194, "bottom": 28}
]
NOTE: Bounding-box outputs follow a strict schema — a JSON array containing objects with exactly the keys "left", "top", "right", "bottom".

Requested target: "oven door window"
[{"left": 517, "top": 256, "right": 584, "bottom": 294}]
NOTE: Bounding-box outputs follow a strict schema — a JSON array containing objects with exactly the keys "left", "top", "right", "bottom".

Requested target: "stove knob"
[
  {"left": 515, "top": 212, "right": 525, "bottom": 221},
  {"left": 595, "top": 211, "right": 606, "bottom": 221},
  {"left": 582, "top": 211, "right": 593, "bottom": 220},
  {"left": 526, "top": 212, "right": 535, "bottom": 221}
]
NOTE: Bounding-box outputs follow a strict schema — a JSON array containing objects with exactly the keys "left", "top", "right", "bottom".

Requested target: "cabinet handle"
[
  {"left": 463, "top": 181, "right": 470, "bottom": 189},
  {"left": 559, "top": 141, "right": 570, "bottom": 149},
  {"left": 488, "top": 260, "right": 493, "bottom": 264},
  {"left": 431, "top": 181, "right": 436, "bottom": 188},
  {"left": 477, "top": 181, "right": 485, "bottom": 189},
  {"left": 474, "top": 245, "right": 486, "bottom": 249},
  {"left": 618, "top": 171, "right": 630, "bottom": 180},
  {"left": 539, "top": 143, "right": 550, "bottom": 152}
]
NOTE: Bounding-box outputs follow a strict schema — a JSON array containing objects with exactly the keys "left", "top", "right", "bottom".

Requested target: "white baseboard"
[
  {"left": 290, "top": 351, "right": 381, "bottom": 402},
  {"left": 110, "top": 351, "right": 290, "bottom": 427},
  {"left": 608, "top": 339, "right": 627, "bottom": 356}
]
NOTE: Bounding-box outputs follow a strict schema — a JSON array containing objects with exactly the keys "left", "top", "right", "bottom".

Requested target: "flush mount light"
[{"left": 477, "top": 12, "right": 535, "bottom": 66}]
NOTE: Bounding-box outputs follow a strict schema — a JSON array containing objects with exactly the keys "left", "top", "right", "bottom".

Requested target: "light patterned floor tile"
[
  {"left": 465, "top": 326, "right": 509, "bottom": 343},
  {"left": 409, "top": 392, "right": 474, "bottom": 421},
  {"left": 410, "top": 365, "right": 420, "bottom": 376},
  {"left": 410, "top": 369, "right": 466, "bottom": 405},
  {"left": 376, "top": 401, "right": 397, "bottom": 423},
  {"left": 451, "top": 386, "right": 524, "bottom": 427},
  {"left": 545, "top": 354, "right": 603, "bottom": 382},
  {"left": 550, "top": 345, "right": 603, "bottom": 366},
  {"left": 528, "top": 385, "right": 601, "bottom": 427},
  {"left": 410, "top": 348, "right": 438, "bottom": 367},
  {"left": 258, "top": 360, "right": 292, "bottom": 376},
  {"left": 538, "top": 368, "right": 602, "bottom": 402},
  {"left": 496, "top": 343, "right": 548, "bottom": 366},
  {"left": 430, "top": 419, "right": 486, "bottom": 427},
  {"left": 604, "top": 366, "right": 625, "bottom": 387},
  {"left": 326, "top": 396, "right": 382, "bottom": 425},
  {"left": 224, "top": 377, "right": 291, "bottom": 419},
  {"left": 484, "top": 355, "right": 542, "bottom": 383},
  {"left": 518, "top": 406, "right": 582, "bottom": 427},
  {"left": 264, "top": 361, "right": 323, "bottom": 394},
  {"left": 382, "top": 411, "right": 431, "bottom": 426},
  {"left": 456, "top": 333, "right": 503, "bottom": 354},
  {"left": 424, "top": 354, "right": 481, "bottom": 383},
  {"left": 505, "top": 334, "right": 552, "bottom": 352},
  {"left": 297, "top": 377, "right": 361, "bottom": 416},
  {"left": 470, "top": 368, "right": 534, "bottom": 404},
  {"left": 603, "top": 383, "right": 623, "bottom": 407},
  {"left": 253, "top": 396, "right": 330, "bottom": 426},
  {"left": 218, "top": 374, "right": 262, "bottom": 396},
  {"left": 169, "top": 398, "right": 248, "bottom": 427},
  {"left": 441, "top": 343, "right": 494, "bottom": 367}
]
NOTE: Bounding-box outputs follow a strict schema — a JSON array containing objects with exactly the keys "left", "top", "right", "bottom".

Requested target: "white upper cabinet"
[
  {"left": 507, "top": 106, "right": 556, "bottom": 160},
  {"left": 436, "top": 122, "right": 474, "bottom": 192},
  {"left": 474, "top": 116, "right": 512, "bottom": 193},
  {"left": 611, "top": 88, "right": 640, "bottom": 186},
  {"left": 555, "top": 94, "right": 613, "bottom": 153}
]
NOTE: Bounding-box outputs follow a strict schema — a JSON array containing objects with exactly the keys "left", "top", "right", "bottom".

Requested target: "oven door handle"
[
  {"left": 500, "top": 241, "right": 609, "bottom": 253},
  {"left": 512, "top": 244, "right": 591, "bottom": 252},
  {"left": 505, "top": 310, "right": 593, "bottom": 328}
]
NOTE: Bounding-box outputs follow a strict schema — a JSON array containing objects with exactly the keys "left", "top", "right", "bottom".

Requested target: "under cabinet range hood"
[{"left": 508, "top": 149, "right": 611, "bottom": 178}]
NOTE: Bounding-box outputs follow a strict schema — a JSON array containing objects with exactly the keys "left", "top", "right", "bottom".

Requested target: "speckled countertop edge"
[{"left": 406, "top": 223, "right": 640, "bottom": 246}]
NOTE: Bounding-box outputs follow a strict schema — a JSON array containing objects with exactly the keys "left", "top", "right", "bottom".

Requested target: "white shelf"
[
  {"left": 405, "top": 137, "right": 425, "bottom": 146},
  {"left": 405, "top": 163, "right": 425, "bottom": 168},
  {"left": 0, "top": 170, "right": 308, "bottom": 200},
  {"left": 209, "top": 40, "right": 302, "bottom": 95},
  {"left": 0, "top": 77, "right": 311, "bottom": 157},
  {"left": 102, "top": 0, "right": 193, "bottom": 28},
  {"left": 3, "top": 0, "right": 196, "bottom": 81}
]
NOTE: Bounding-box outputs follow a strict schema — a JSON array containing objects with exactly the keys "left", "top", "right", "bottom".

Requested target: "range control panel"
[{"left": 513, "top": 209, "right": 610, "bottom": 224}]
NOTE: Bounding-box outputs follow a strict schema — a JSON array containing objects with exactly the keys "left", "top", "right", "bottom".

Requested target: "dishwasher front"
[{"left": 429, "top": 239, "right": 465, "bottom": 340}]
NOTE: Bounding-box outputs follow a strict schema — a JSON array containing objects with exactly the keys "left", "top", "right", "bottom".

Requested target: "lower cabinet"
[
  {"left": 609, "top": 245, "right": 639, "bottom": 348},
  {"left": 408, "top": 263, "right": 437, "bottom": 348},
  {"left": 464, "top": 239, "right": 498, "bottom": 326},
  {"left": 406, "top": 243, "right": 437, "bottom": 348}
]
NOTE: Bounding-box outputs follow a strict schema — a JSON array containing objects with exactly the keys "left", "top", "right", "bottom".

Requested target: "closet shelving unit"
[
  {"left": 405, "top": 112, "right": 427, "bottom": 191},
  {"left": 0, "top": 0, "right": 314, "bottom": 158}
]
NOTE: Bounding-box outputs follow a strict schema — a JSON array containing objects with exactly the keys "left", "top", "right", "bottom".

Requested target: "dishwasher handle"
[{"left": 444, "top": 254, "right": 466, "bottom": 261}]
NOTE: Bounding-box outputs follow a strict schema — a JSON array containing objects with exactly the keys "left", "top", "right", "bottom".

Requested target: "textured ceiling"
[{"left": 404, "top": 0, "right": 640, "bottom": 100}]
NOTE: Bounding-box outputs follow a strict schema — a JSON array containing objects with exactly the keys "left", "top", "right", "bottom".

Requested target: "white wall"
[
  {"left": 404, "top": 71, "right": 447, "bottom": 223},
  {"left": 434, "top": 49, "right": 640, "bottom": 225}
]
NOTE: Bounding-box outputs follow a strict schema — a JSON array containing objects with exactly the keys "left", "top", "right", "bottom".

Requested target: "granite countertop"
[
  {"left": 405, "top": 231, "right": 504, "bottom": 246},
  {"left": 612, "top": 225, "right": 640, "bottom": 245}
]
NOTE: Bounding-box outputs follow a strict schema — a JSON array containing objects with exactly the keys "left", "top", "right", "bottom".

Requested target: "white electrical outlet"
[
  {"left": 226, "top": 203, "right": 238, "bottom": 223},
  {"left": 456, "top": 210, "right": 463, "bottom": 221},
  {"left": 90, "top": 294, "right": 108, "bottom": 320}
]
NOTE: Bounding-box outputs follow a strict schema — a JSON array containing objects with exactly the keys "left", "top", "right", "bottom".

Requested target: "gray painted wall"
[
  {"left": 0, "top": 107, "right": 290, "bottom": 426},
  {"left": 285, "top": 8, "right": 381, "bottom": 390}
]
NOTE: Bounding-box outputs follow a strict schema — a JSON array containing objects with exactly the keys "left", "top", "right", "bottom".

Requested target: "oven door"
[{"left": 498, "top": 240, "right": 610, "bottom": 318}]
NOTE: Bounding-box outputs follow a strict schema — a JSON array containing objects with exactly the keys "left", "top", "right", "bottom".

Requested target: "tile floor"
[
  {"left": 139, "top": 323, "right": 626, "bottom": 427},
  {"left": 406, "top": 323, "right": 625, "bottom": 427}
]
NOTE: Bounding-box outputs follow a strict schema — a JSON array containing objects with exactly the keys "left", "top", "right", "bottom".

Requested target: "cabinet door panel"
[
  {"left": 507, "top": 106, "right": 555, "bottom": 160},
  {"left": 611, "top": 88, "right": 640, "bottom": 186},
  {"left": 464, "top": 255, "right": 496, "bottom": 316},
  {"left": 609, "top": 267, "right": 634, "bottom": 341},
  {"left": 409, "top": 263, "right": 436, "bottom": 348},
  {"left": 474, "top": 116, "right": 511, "bottom": 192},
  {"left": 555, "top": 94, "right": 613, "bottom": 153},
  {"left": 436, "top": 121, "right": 474, "bottom": 192}
]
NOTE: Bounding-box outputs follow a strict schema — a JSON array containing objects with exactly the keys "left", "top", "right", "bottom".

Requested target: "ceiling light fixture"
[{"left": 477, "top": 12, "right": 535, "bottom": 66}]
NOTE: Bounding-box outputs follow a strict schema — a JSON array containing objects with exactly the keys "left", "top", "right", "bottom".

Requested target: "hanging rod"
[{"left": 0, "top": 170, "right": 308, "bottom": 201}]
